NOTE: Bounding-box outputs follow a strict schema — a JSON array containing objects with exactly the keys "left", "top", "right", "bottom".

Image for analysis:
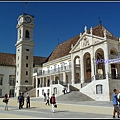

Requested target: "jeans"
[
  {"left": 5, "top": 102, "right": 8, "bottom": 110},
  {"left": 51, "top": 104, "right": 54, "bottom": 112}
]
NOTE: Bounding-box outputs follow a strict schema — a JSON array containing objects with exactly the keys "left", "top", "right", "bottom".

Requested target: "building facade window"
[
  {"left": 25, "top": 80, "right": 28, "bottom": 83},
  {"left": 42, "top": 89, "right": 44, "bottom": 95},
  {"left": 0, "top": 76, "right": 3, "bottom": 85},
  {"left": 26, "top": 56, "right": 28, "bottom": 60},
  {"left": 26, "top": 49, "right": 29, "bottom": 51},
  {"left": 9, "top": 75, "right": 15, "bottom": 86},
  {"left": 96, "top": 84, "right": 103, "bottom": 94},
  {"left": 26, "top": 63, "right": 28, "bottom": 67},
  {"left": 53, "top": 87, "right": 57, "bottom": 94},
  {"left": 19, "top": 29, "right": 21, "bottom": 39},
  {"left": 25, "top": 30, "right": 29, "bottom": 38},
  {"left": 26, "top": 71, "right": 28, "bottom": 75},
  {"left": 9, "top": 89, "right": 14, "bottom": 97}
]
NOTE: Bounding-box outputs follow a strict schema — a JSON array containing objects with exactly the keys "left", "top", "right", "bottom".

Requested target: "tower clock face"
[{"left": 25, "top": 17, "right": 31, "bottom": 23}]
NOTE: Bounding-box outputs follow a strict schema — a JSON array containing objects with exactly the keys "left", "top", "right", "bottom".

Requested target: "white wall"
[
  {"left": 80, "top": 79, "right": 110, "bottom": 101},
  {"left": 0, "top": 66, "right": 15, "bottom": 97}
]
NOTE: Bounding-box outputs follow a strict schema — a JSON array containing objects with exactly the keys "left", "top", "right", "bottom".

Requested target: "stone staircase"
[
  {"left": 56, "top": 91, "right": 95, "bottom": 102},
  {"left": 69, "top": 84, "right": 79, "bottom": 91},
  {"left": 24, "top": 88, "right": 36, "bottom": 97}
]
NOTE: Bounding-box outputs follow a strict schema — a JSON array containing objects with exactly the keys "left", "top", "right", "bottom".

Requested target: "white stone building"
[
  {"left": 0, "top": 12, "right": 120, "bottom": 101},
  {"left": 34, "top": 24, "right": 120, "bottom": 101}
]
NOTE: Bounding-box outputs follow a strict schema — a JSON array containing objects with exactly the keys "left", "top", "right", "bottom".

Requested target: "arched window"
[
  {"left": 25, "top": 80, "right": 28, "bottom": 83},
  {"left": 25, "top": 30, "right": 29, "bottom": 38},
  {"left": 53, "top": 87, "right": 57, "bottom": 94},
  {"left": 19, "top": 30, "right": 21, "bottom": 39},
  {"left": 96, "top": 84, "right": 103, "bottom": 94}
]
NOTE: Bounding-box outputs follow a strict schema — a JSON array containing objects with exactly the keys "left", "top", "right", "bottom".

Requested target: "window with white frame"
[
  {"left": 96, "top": 84, "right": 103, "bottom": 94},
  {"left": 0, "top": 75, "right": 3, "bottom": 85},
  {"left": 9, "top": 75, "right": 15, "bottom": 86},
  {"left": 53, "top": 87, "right": 57, "bottom": 94}
]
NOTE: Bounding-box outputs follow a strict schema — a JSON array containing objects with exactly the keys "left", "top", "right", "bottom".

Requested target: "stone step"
[{"left": 56, "top": 91, "right": 94, "bottom": 102}]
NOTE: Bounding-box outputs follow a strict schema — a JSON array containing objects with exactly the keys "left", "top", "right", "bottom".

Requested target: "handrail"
[{"left": 108, "top": 73, "right": 120, "bottom": 79}]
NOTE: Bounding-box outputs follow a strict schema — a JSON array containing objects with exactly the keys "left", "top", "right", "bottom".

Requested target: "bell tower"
[{"left": 15, "top": 13, "right": 35, "bottom": 97}]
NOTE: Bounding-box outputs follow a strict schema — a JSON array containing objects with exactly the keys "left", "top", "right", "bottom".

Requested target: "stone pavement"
[{"left": 0, "top": 97, "right": 115, "bottom": 118}]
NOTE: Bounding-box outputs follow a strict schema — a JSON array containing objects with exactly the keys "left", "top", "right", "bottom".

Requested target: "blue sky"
[{"left": 0, "top": 1, "right": 120, "bottom": 57}]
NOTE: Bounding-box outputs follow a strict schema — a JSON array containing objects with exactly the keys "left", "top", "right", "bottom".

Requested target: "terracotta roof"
[
  {"left": 0, "top": 52, "right": 16, "bottom": 66},
  {"left": 0, "top": 52, "right": 47, "bottom": 66},
  {"left": 46, "top": 35, "right": 80, "bottom": 62},
  {"left": 46, "top": 24, "right": 118, "bottom": 62},
  {"left": 88, "top": 24, "right": 118, "bottom": 41},
  {"left": 33, "top": 56, "right": 47, "bottom": 66}
]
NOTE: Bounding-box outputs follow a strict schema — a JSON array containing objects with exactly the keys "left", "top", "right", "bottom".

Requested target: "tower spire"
[{"left": 26, "top": 2, "right": 28, "bottom": 13}]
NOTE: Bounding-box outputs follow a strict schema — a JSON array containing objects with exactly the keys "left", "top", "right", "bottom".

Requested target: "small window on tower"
[
  {"left": 26, "top": 56, "right": 28, "bottom": 60},
  {"left": 26, "top": 49, "right": 29, "bottom": 51},
  {"left": 26, "top": 71, "right": 28, "bottom": 75},
  {"left": 25, "top": 80, "right": 28, "bottom": 83},
  {"left": 26, "top": 63, "right": 28, "bottom": 67},
  {"left": 19, "top": 30, "right": 21, "bottom": 39},
  {"left": 25, "top": 30, "right": 29, "bottom": 38}
]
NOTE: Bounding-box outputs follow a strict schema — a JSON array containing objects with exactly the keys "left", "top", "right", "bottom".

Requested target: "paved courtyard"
[{"left": 0, "top": 97, "right": 115, "bottom": 119}]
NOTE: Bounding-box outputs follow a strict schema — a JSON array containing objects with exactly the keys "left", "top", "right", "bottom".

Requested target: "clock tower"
[{"left": 15, "top": 13, "right": 35, "bottom": 97}]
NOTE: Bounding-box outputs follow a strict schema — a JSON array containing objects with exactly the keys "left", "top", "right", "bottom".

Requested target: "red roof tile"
[{"left": 0, "top": 52, "right": 47, "bottom": 66}]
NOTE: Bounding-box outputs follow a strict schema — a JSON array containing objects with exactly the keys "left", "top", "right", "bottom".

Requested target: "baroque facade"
[{"left": 34, "top": 24, "right": 120, "bottom": 101}]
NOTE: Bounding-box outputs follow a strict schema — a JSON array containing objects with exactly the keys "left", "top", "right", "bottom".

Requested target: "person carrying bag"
[
  {"left": 50, "top": 93, "right": 57, "bottom": 113},
  {"left": 3, "top": 94, "right": 9, "bottom": 110}
]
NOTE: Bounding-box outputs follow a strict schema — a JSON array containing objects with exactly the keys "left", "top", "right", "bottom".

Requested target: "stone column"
[
  {"left": 40, "top": 78, "right": 41, "bottom": 87},
  {"left": 36, "top": 76, "right": 38, "bottom": 88},
  {"left": 54, "top": 75, "right": 56, "bottom": 84},
  {"left": 104, "top": 41, "right": 109, "bottom": 79},
  {"left": 90, "top": 46, "right": 95, "bottom": 81},
  {"left": 63, "top": 72, "right": 66, "bottom": 84},
  {"left": 80, "top": 50, "right": 84, "bottom": 83},
  {"left": 71, "top": 55, "right": 75, "bottom": 84}
]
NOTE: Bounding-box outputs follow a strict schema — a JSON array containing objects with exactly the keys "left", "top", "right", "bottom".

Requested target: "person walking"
[
  {"left": 3, "top": 93, "right": 9, "bottom": 110},
  {"left": 50, "top": 93, "right": 56, "bottom": 113},
  {"left": 117, "top": 90, "right": 120, "bottom": 110},
  {"left": 43, "top": 92, "right": 46, "bottom": 102},
  {"left": 17, "top": 92, "right": 22, "bottom": 109},
  {"left": 26, "top": 94, "right": 30, "bottom": 108},
  {"left": 45, "top": 93, "right": 50, "bottom": 105},
  {"left": 112, "top": 88, "right": 120, "bottom": 118},
  {"left": 21, "top": 92, "right": 24, "bottom": 108}
]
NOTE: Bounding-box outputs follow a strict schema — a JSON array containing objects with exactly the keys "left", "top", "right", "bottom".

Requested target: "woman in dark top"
[
  {"left": 4, "top": 93, "right": 9, "bottom": 110},
  {"left": 51, "top": 93, "right": 56, "bottom": 113}
]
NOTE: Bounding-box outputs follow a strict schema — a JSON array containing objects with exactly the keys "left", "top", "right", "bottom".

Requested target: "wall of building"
[
  {"left": 80, "top": 79, "right": 110, "bottom": 101},
  {"left": 0, "top": 66, "right": 15, "bottom": 97}
]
